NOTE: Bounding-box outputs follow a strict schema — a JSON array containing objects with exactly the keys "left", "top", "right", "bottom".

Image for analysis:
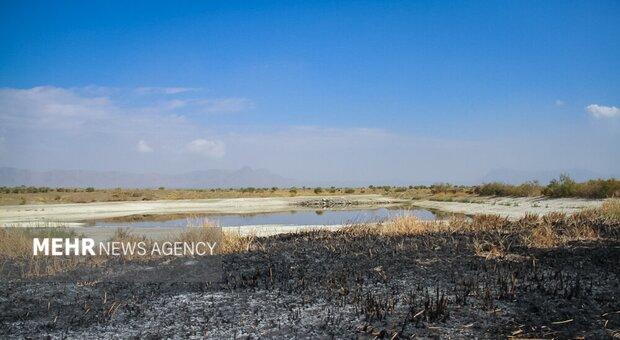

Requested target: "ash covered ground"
[{"left": 1, "top": 227, "right": 619, "bottom": 338}]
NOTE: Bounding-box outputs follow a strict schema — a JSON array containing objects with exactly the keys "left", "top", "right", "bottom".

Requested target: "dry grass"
[
  {"left": 0, "top": 217, "right": 258, "bottom": 280},
  {"left": 2, "top": 205, "right": 617, "bottom": 279},
  {"left": 525, "top": 224, "right": 561, "bottom": 248},
  {"left": 0, "top": 228, "right": 37, "bottom": 259},
  {"left": 342, "top": 208, "right": 617, "bottom": 258},
  {"left": 472, "top": 231, "right": 515, "bottom": 258},
  {"left": 601, "top": 198, "right": 620, "bottom": 220},
  {"left": 0, "top": 228, "right": 84, "bottom": 278},
  {"left": 0, "top": 227, "right": 79, "bottom": 258},
  {"left": 220, "top": 232, "right": 258, "bottom": 253},
  {"left": 342, "top": 215, "right": 447, "bottom": 236},
  {"left": 0, "top": 184, "right": 480, "bottom": 205},
  {"left": 106, "top": 218, "right": 258, "bottom": 255},
  {"left": 470, "top": 214, "right": 510, "bottom": 231},
  {"left": 0, "top": 187, "right": 369, "bottom": 205},
  {"left": 183, "top": 217, "right": 258, "bottom": 253},
  {"left": 377, "top": 215, "right": 445, "bottom": 235}
]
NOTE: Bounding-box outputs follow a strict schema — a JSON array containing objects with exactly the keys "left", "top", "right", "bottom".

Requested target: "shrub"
[
  {"left": 475, "top": 176, "right": 619, "bottom": 199},
  {"left": 430, "top": 183, "right": 452, "bottom": 194},
  {"left": 344, "top": 188, "right": 355, "bottom": 194},
  {"left": 476, "top": 181, "right": 542, "bottom": 197},
  {"left": 543, "top": 175, "right": 619, "bottom": 198},
  {"left": 544, "top": 174, "right": 577, "bottom": 197},
  {"left": 575, "top": 179, "right": 620, "bottom": 198},
  {"left": 85, "top": 187, "right": 95, "bottom": 192},
  {"left": 313, "top": 187, "right": 323, "bottom": 194}
]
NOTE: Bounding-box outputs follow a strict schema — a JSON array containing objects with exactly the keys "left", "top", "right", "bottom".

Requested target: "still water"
[{"left": 92, "top": 207, "right": 436, "bottom": 228}]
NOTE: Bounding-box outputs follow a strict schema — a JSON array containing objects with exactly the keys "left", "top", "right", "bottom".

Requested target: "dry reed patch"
[
  {"left": 0, "top": 228, "right": 35, "bottom": 258},
  {"left": 472, "top": 235, "right": 511, "bottom": 258},
  {"left": 471, "top": 227, "right": 518, "bottom": 258},
  {"left": 0, "top": 222, "right": 256, "bottom": 280},
  {"left": 470, "top": 214, "right": 510, "bottom": 231},
  {"left": 341, "top": 215, "right": 447, "bottom": 236},
  {"left": 525, "top": 224, "right": 561, "bottom": 248},
  {"left": 541, "top": 211, "right": 567, "bottom": 225},
  {"left": 220, "top": 232, "right": 258, "bottom": 253},
  {"left": 0, "top": 228, "right": 85, "bottom": 278},
  {"left": 515, "top": 212, "right": 541, "bottom": 229},
  {"left": 522, "top": 211, "right": 605, "bottom": 248},
  {"left": 445, "top": 214, "right": 469, "bottom": 230},
  {"left": 565, "top": 223, "right": 599, "bottom": 240},
  {"left": 0, "top": 227, "right": 79, "bottom": 258},
  {"left": 182, "top": 217, "right": 257, "bottom": 253},
  {"left": 600, "top": 198, "right": 620, "bottom": 220},
  {"left": 106, "top": 228, "right": 154, "bottom": 262},
  {"left": 380, "top": 215, "right": 445, "bottom": 235}
]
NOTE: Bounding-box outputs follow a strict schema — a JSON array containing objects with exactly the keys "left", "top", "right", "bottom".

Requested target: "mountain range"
[{"left": 1, "top": 166, "right": 615, "bottom": 188}]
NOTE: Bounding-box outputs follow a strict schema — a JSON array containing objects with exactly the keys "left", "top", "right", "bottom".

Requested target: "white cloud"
[
  {"left": 586, "top": 104, "right": 619, "bottom": 118},
  {"left": 195, "top": 98, "right": 254, "bottom": 113},
  {"left": 136, "top": 140, "right": 153, "bottom": 153},
  {"left": 555, "top": 99, "right": 565, "bottom": 107},
  {"left": 0, "top": 86, "right": 252, "bottom": 133},
  {"left": 135, "top": 87, "right": 199, "bottom": 95},
  {"left": 186, "top": 139, "right": 226, "bottom": 158},
  {"left": 0, "top": 86, "right": 113, "bottom": 130}
]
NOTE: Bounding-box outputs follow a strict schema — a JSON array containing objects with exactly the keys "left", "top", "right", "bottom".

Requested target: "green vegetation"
[
  {"left": 544, "top": 175, "right": 620, "bottom": 198},
  {"left": 430, "top": 183, "right": 453, "bottom": 194},
  {"left": 476, "top": 175, "right": 619, "bottom": 199},
  {"left": 475, "top": 181, "right": 542, "bottom": 197},
  {"left": 1, "top": 174, "right": 617, "bottom": 205}
]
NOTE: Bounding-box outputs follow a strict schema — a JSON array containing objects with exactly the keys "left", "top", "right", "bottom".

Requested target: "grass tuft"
[{"left": 600, "top": 199, "right": 620, "bottom": 220}]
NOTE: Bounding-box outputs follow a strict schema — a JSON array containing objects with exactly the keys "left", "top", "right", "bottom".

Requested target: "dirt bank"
[
  {"left": 412, "top": 196, "right": 604, "bottom": 220},
  {"left": 0, "top": 195, "right": 404, "bottom": 227}
]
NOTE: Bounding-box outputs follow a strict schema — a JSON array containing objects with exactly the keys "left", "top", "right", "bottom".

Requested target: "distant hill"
[
  {"left": 0, "top": 167, "right": 295, "bottom": 189},
  {"left": 481, "top": 168, "right": 613, "bottom": 185}
]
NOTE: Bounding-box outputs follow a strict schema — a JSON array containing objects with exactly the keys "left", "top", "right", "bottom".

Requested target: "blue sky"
[{"left": 0, "top": 1, "right": 618, "bottom": 184}]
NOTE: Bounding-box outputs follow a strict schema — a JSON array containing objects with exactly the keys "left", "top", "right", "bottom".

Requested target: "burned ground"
[{"left": 1, "top": 219, "right": 619, "bottom": 339}]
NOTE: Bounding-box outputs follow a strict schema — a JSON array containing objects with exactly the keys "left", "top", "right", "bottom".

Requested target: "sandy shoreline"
[
  {"left": 412, "top": 196, "right": 604, "bottom": 220},
  {"left": 0, "top": 195, "right": 403, "bottom": 226},
  {"left": 1, "top": 195, "right": 606, "bottom": 232}
]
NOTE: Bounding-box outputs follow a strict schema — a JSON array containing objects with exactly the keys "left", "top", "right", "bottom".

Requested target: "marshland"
[
  {"left": 0, "top": 178, "right": 619, "bottom": 338},
  {"left": 3, "top": 1, "right": 620, "bottom": 337}
]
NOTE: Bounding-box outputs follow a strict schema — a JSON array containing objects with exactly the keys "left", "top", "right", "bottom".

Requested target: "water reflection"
[{"left": 92, "top": 207, "right": 437, "bottom": 228}]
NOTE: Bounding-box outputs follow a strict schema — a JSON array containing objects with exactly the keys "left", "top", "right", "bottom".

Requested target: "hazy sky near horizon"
[{"left": 0, "top": 1, "right": 618, "bottom": 183}]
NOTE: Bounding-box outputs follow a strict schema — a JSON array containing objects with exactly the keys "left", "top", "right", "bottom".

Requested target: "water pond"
[{"left": 91, "top": 206, "right": 436, "bottom": 228}]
